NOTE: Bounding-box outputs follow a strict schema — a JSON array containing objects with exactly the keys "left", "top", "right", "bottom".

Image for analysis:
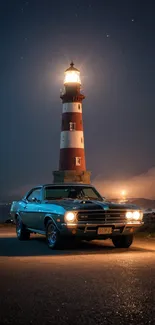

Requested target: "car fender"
[{"left": 44, "top": 214, "right": 61, "bottom": 231}]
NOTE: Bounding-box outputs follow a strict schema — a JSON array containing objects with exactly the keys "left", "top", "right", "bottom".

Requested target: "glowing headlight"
[
  {"left": 64, "top": 212, "right": 76, "bottom": 223},
  {"left": 126, "top": 211, "right": 133, "bottom": 219},
  {"left": 133, "top": 211, "right": 140, "bottom": 220},
  {"left": 126, "top": 210, "right": 141, "bottom": 221}
]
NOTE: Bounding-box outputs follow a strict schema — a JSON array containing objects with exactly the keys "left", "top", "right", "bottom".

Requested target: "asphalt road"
[{"left": 0, "top": 228, "right": 155, "bottom": 325}]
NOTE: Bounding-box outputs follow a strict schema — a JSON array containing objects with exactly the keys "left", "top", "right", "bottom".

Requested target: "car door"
[{"left": 21, "top": 188, "right": 42, "bottom": 229}]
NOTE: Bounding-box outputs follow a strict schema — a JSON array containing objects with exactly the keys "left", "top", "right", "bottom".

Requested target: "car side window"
[{"left": 27, "top": 189, "right": 42, "bottom": 202}]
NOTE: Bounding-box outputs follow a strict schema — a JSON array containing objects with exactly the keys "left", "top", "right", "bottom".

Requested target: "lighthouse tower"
[{"left": 53, "top": 62, "right": 91, "bottom": 184}]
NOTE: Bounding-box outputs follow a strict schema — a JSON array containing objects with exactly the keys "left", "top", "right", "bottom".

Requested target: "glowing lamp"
[
  {"left": 64, "top": 62, "right": 81, "bottom": 85},
  {"left": 121, "top": 190, "right": 126, "bottom": 196}
]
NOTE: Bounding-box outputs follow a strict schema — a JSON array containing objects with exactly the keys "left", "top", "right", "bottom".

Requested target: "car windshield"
[{"left": 44, "top": 186, "right": 103, "bottom": 201}]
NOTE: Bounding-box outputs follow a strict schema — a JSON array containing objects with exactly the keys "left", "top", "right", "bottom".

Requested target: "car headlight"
[
  {"left": 126, "top": 211, "right": 133, "bottom": 219},
  {"left": 126, "top": 210, "right": 142, "bottom": 221},
  {"left": 64, "top": 211, "right": 77, "bottom": 223},
  {"left": 133, "top": 211, "right": 141, "bottom": 220}
]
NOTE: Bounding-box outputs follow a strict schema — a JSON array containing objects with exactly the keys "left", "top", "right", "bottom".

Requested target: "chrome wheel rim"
[
  {"left": 16, "top": 219, "right": 22, "bottom": 237},
  {"left": 47, "top": 226, "right": 57, "bottom": 247}
]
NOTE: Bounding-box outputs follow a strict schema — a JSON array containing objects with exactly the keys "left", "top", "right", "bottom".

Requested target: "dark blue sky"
[{"left": 0, "top": 0, "right": 155, "bottom": 198}]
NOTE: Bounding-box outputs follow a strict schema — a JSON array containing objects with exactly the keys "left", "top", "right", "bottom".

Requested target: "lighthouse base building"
[
  {"left": 53, "top": 62, "right": 91, "bottom": 184},
  {"left": 53, "top": 170, "right": 91, "bottom": 184}
]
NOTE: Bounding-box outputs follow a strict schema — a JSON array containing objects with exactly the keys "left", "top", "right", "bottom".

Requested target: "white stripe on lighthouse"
[
  {"left": 62, "top": 102, "right": 82, "bottom": 113},
  {"left": 60, "top": 131, "right": 84, "bottom": 149}
]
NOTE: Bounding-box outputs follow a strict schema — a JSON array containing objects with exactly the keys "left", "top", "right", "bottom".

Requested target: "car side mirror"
[{"left": 31, "top": 197, "right": 40, "bottom": 202}]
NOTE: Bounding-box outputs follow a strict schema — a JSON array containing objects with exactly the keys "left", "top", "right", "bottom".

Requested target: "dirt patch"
[{"left": 0, "top": 223, "right": 15, "bottom": 228}]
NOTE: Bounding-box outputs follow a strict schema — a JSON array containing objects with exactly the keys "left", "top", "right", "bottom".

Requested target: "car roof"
[
  {"left": 42, "top": 183, "right": 94, "bottom": 187},
  {"left": 25, "top": 183, "right": 94, "bottom": 194}
]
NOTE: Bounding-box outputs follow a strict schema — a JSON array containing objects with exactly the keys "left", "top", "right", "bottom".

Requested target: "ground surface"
[{"left": 0, "top": 227, "right": 155, "bottom": 325}]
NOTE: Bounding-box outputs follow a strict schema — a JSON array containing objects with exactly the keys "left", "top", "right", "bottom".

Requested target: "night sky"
[{"left": 0, "top": 0, "right": 155, "bottom": 199}]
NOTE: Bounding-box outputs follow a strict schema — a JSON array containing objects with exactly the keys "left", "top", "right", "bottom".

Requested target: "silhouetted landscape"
[{"left": 112, "top": 198, "right": 155, "bottom": 210}]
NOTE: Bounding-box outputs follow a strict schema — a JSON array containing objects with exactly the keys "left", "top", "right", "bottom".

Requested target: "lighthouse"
[{"left": 53, "top": 62, "right": 91, "bottom": 184}]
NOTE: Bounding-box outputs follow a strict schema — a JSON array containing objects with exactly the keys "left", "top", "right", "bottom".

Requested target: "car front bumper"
[{"left": 58, "top": 221, "right": 144, "bottom": 239}]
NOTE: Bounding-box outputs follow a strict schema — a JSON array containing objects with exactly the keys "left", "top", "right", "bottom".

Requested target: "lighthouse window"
[
  {"left": 75, "top": 157, "right": 81, "bottom": 166},
  {"left": 81, "top": 137, "right": 83, "bottom": 143},
  {"left": 78, "top": 104, "right": 81, "bottom": 110},
  {"left": 69, "top": 122, "right": 76, "bottom": 131}
]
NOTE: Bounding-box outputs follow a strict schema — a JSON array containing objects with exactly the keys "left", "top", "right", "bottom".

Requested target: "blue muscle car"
[{"left": 10, "top": 183, "right": 144, "bottom": 249}]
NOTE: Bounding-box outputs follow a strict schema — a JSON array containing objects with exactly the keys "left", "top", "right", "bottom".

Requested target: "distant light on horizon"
[
  {"left": 121, "top": 190, "right": 127, "bottom": 197},
  {"left": 93, "top": 167, "right": 155, "bottom": 200}
]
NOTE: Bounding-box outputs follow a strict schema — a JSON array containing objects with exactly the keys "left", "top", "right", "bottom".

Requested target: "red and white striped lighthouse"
[{"left": 53, "top": 62, "right": 91, "bottom": 184}]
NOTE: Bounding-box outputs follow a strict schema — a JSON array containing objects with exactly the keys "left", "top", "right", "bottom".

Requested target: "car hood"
[{"left": 46, "top": 199, "right": 140, "bottom": 211}]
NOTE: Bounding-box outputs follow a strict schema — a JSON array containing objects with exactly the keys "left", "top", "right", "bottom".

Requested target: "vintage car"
[{"left": 10, "top": 183, "right": 144, "bottom": 249}]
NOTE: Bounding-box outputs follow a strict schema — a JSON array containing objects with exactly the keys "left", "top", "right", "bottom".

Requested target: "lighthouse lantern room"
[{"left": 53, "top": 62, "right": 91, "bottom": 184}]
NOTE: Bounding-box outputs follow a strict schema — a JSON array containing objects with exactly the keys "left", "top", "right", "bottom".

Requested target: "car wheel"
[
  {"left": 112, "top": 234, "right": 133, "bottom": 248},
  {"left": 16, "top": 216, "right": 30, "bottom": 240},
  {"left": 46, "top": 221, "right": 61, "bottom": 249}
]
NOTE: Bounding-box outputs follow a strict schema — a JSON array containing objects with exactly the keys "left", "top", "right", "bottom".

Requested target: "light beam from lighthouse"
[{"left": 53, "top": 62, "right": 91, "bottom": 184}]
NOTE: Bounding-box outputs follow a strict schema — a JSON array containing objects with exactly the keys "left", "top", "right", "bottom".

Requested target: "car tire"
[
  {"left": 46, "top": 221, "right": 62, "bottom": 249},
  {"left": 112, "top": 234, "right": 133, "bottom": 248},
  {"left": 16, "top": 216, "right": 30, "bottom": 240}
]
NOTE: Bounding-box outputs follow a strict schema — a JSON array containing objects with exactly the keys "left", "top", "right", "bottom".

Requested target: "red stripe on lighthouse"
[
  {"left": 61, "top": 112, "right": 83, "bottom": 131},
  {"left": 59, "top": 148, "right": 86, "bottom": 170}
]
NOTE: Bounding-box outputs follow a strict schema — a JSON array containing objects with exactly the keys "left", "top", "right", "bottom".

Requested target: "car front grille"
[{"left": 77, "top": 209, "right": 127, "bottom": 223}]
